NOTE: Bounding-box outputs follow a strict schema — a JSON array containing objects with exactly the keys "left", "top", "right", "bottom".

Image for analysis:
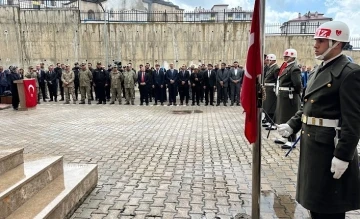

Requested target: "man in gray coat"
[
  {"left": 216, "top": 62, "right": 230, "bottom": 106},
  {"left": 229, "top": 61, "right": 243, "bottom": 106},
  {"left": 278, "top": 21, "right": 360, "bottom": 219}
]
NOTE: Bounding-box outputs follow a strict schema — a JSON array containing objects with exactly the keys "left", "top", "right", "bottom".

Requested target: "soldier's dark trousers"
[
  {"left": 96, "top": 84, "right": 106, "bottom": 103},
  {"left": 139, "top": 85, "right": 149, "bottom": 104},
  {"left": 59, "top": 80, "right": 64, "bottom": 100},
  {"left": 179, "top": 86, "right": 189, "bottom": 104},
  {"left": 39, "top": 82, "right": 46, "bottom": 101},
  {"left": 217, "top": 85, "right": 228, "bottom": 105},
  {"left": 192, "top": 86, "right": 200, "bottom": 105},
  {"left": 288, "top": 133, "right": 296, "bottom": 143},
  {"left": 310, "top": 211, "right": 345, "bottom": 219},
  {"left": 154, "top": 85, "right": 163, "bottom": 104},
  {"left": 205, "top": 86, "right": 214, "bottom": 105},
  {"left": 168, "top": 84, "right": 176, "bottom": 104},
  {"left": 74, "top": 82, "right": 79, "bottom": 100}
]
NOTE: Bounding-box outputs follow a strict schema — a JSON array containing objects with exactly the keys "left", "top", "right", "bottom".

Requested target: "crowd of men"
[{"left": 0, "top": 61, "right": 246, "bottom": 109}]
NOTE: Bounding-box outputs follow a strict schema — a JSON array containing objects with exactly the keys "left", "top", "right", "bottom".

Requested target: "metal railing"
[{"left": 0, "top": 0, "right": 78, "bottom": 9}]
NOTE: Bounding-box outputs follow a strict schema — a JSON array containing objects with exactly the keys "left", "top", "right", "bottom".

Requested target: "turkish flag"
[
  {"left": 240, "top": 0, "right": 261, "bottom": 144},
  {"left": 23, "top": 79, "right": 37, "bottom": 108}
]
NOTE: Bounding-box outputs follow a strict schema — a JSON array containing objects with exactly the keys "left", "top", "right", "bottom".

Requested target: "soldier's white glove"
[
  {"left": 331, "top": 157, "right": 349, "bottom": 179},
  {"left": 276, "top": 124, "right": 293, "bottom": 137}
]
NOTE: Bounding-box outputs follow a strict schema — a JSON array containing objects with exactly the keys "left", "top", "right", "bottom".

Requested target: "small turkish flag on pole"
[
  {"left": 240, "top": 0, "right": 262, "bottom": 144},
  {"left": 23, "top": 79, "right": 37, "bottom": 108}
]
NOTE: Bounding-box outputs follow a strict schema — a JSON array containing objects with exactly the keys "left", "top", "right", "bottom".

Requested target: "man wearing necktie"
[
  {"left": 165, "top": 63, "right": 178, "bottom": 106},
  {"left": 277, "top": 21, "right": 360, "bottom": 219},
  {"left": 137, "top": 66, "right": 149, "bottom": 105},
  {"left": 203, "top": 64, "right": 216, "bottom": 106},
  {"left": 216, "top": 62, "right": 230, "bottom": 106},
  {"left": 46, "top": 64, "right": 58, "bottom": 102},
  {"left": 229, "top": 61, "right": 244, "bottom": 106},
  {"left": 152, "top": 64, "right": 165, "bottom": 105},
  {"left": 178, "top": 64, "right": 190, "bottom": 105}
]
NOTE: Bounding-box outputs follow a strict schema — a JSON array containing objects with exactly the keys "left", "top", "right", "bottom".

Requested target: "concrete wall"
[{"left": 0, "top": 7, "right": 359, "bottom": 69}]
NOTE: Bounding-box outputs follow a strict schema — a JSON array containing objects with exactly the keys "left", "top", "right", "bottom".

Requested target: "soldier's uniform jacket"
[
  {"left": 79, "top": 69, "right": 93, "bottom": 87},
  {"left": 275, "top": 61, "right": 302, "bottom": 124},
  {"left": 123, "top": 70, "right": 137, "bottom": 88},
  {"left": 24, "top": 71, "right": 39, "bottom": 87},
  {"left": 61, "top": 70, "right": 75, "bottom": 87},
  {"left": 287, "top": 55, "right": 360, "bottom": 213},
  {"left": 263, "top": 63, "right": 279, "bottom": 115},
  {"left": 110, "top": 70, "right": 124, "bottom": 88}
]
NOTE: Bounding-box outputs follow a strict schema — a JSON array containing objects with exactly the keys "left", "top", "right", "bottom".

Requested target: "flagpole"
[{"left": 252, "top": 0, "right": 265, "bottom": 218}]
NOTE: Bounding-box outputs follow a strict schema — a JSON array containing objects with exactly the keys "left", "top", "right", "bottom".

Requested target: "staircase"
[{"left": 0, "top": 148, "right": 98, "bottom": 219}]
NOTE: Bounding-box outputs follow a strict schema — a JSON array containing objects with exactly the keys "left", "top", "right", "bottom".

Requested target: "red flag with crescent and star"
[
  {"left": 23, "top": 79, "right": 37, "bottom": 108},
  {"left": 240, "top": 0, "right": 261, "bottom": 144}
]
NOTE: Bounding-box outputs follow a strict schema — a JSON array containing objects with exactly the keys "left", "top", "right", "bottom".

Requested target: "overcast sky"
[{"left": 171, "top": 0, "right": 360, "bottom": 36}]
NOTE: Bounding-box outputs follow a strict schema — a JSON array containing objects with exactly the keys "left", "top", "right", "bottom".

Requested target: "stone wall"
[{"left": 0, "top": 7, "right": 359, "bottom": 69}]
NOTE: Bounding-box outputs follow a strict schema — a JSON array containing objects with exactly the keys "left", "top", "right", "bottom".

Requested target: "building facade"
[{"left": 280, "top": 11, "right": 332, "bottom": 35}]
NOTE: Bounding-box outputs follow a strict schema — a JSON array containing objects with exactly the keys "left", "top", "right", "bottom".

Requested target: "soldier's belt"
[
  {"left": 301, "top": 115, "right": 339, "bottom": 128},
  {"left": 278, "top": 87, "right": 294, "bottom": 91},
  {"left": 264, "top": 83, "right": 275, "bottom": 86}
]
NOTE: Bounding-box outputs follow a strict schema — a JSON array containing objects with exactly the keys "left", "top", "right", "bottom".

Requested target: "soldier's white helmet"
[
  {"left": 266, "top": 54, "right": 276, "bottom": 61},
  {"left": 314, "top": 21, "right": 350, "bottom": 60},
  {"left": 283, "top": 49, "right": 297, "bottom": 58}
]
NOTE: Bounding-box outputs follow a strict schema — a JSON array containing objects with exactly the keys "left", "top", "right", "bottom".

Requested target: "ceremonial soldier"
[
  {"left": 229, "top": 61, "right": 243, "bottom": 106},
  {"left": 152, "top": 64, "right": 165, "bottom": 106},
  {"left": 178, "top": 64, "right": 190, "bottom": 106},
  {"left": 93, "top": 62, "right": 109, "bottom": 104},
  {"left": 123, "top": 64, "right": 137, "bottom": 105},
  {"left": 263, "top": 54, "right": 279, "bottom": 130},
  {"left": 25, "top": 66, "right": 40, "bottom": 104},
  {"left": 61, "top": 64, "right": 76, "bottom": 104},
  {"left": 277, "top": 21, "right": 360, "bottom": 219},
  {"left": 109, "top": 66, "right": 123, "bottom": 105},
  {"left": 274, "top": 48, "right": 302, "bottom": 149},
  {"left": 216, "top": 63, "right": 230, "bottom": 106},
  {"left": 79, "top": 63, "right": 93, "bottom": 104}
]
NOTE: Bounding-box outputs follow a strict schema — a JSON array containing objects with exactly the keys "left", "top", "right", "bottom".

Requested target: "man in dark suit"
[
  {"left": 152, "top": 64, "right": 165, "bottom": 105},
  {"left": 55, "top": 63, "right": 64, "bottom": 101},
  {"left": 203, "top": 64, "right": 216, "bottom": 106},
  {"left": 216, "top": 62, "right": 230, "bottom": 106},
  {"left": 138, "top": 66, "right": 150, "bottom": 105},
  {"left": 178, "top": 64, "right": 190, "bottom": 105},
  {"left": 229, "top": 61, "right": 244, "bottom": 106},
  {"left": 36, "top": 65, "right": 47, "bottom": 102},
  {"left": 166, "top": 63, "right": 178, "bottom": 106},
  {"left": 46, "top": 65, "right": 58, "bottom": 102}
]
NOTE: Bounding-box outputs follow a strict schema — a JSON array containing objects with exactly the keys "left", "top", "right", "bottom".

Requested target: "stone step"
[
  {"left": 0, "top": 156, "right": 63, "bottom": 218},
  {"left": 7, "top": 164, "right": 98, "bottom": 219},
  {"left": 0, "top": 148, "right": 24, "bottom": 176}
]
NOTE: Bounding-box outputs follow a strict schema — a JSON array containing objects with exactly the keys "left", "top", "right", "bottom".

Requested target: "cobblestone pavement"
[{"left": 1, "top": 97, "right": 359, "bottom": 219}]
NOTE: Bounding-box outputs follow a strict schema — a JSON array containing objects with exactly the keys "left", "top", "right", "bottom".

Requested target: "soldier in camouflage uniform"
[
  {"left": 25, "top": 66, "right": 40, "bottom": 104},
  {"left": 123, "top": 64, "right": 137, "bottom": 105},
  {"left": 110, "top": 66, "right": 124, "bottom": 105},
  {"left": 79, "top": 63, "right": 93, "bottom": 105},
  {"left": 61, "top": 64, "right": 76, "bottom": 104}
]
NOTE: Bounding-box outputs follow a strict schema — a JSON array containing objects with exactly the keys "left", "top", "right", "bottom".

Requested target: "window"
[
  {"left": 300, "top": 21, "right": 306, "bottom": 34},
  {"left": 110, "top": 9, "right": 114, "bottom": 18},
  {"left": 88, "top": 10, "right": 95, "bottom": 20},
  {"left": 235, "top": 13, "right": 241, "bottom": 19},
  {"left": 7, "top": 0, "right": 13, "bottom": 5},
  {"left": 51, "top": 0, "right": 55, "bottom": 6}
]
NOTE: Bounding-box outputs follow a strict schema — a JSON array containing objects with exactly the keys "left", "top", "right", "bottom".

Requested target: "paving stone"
[{"left": 3, "top": 101, "right": 360, "bottom": 219}]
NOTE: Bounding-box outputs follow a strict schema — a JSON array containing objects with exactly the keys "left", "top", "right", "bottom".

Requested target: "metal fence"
[{"left": 0, "top": 0, "right": 78, "bottom": 9}]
